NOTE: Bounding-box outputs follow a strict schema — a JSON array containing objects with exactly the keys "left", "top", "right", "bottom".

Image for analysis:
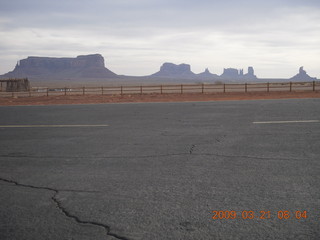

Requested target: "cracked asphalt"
[{"left": 0, "top": 99, "right": 319, "bottom": 240}]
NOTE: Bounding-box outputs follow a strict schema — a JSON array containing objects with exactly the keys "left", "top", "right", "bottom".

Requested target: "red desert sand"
[{"left": 0, "top": 91, "right": 319, "bottom": 106}]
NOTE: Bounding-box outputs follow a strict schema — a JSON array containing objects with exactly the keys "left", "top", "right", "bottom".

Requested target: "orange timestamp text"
[{"left": 211, "top": 210, "right": 308, "bottom": 220}]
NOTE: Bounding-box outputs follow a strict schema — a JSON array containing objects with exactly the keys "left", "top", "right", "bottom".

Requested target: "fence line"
[{"left": 0, "top": 81, "right": 319, "bottom": 98}]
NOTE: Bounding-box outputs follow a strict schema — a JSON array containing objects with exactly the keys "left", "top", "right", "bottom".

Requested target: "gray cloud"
[{"left": 0, "top": 0, "right": 319, "bottom": 78}]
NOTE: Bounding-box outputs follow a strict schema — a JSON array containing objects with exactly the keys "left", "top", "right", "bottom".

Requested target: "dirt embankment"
[{"left": 0, "top": 91, "right": 319, "bottom": 106}]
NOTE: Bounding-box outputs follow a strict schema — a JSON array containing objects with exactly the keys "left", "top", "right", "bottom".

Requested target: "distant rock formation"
[
  {"left": 201, "top": 68, "right": 211, "bottom": 76},
  {"left": 196, "top": 68, "right": 219, "bottom": 79},
  {"left": 5, "top": 54, "right": 316, "bottom": 84},
  {"left": 220, "top": 66, "right": 256, "bottom": 79},
  {"left": 151, "top": 63, "right": 195, "bottom": 78},
  {"left": 244, "top": 66, "right": 256, "bottom": 79},
  {"left": 221, "top": 68, "right": 240, "bottom": 78},
  {"left": 290, "top": 66, "right": 316, "bottom": 81},
  {"left": 151, "top": 63, "right": 258, "bottom": 81},
  {"left": 2, "top": 54, "right": 117, "bottom": 79}
]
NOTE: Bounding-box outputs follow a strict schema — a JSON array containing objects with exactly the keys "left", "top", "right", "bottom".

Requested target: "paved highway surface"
[{"left": 0, "top": 99, "right": 319, "bottom": 240}]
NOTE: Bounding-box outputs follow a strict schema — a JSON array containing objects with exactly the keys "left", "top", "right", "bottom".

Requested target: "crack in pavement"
[
  {"left": 189, "top": 145, "right": 196, "bottom": 155},
  {"left": 191, "top": 153, "right": 312, "bottom": 162},
  {"left": 0, "top": 177, "right": 131, "bottom": 240}
]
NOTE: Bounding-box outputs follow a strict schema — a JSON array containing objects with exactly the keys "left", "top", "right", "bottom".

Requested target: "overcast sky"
[{"left": 0, "top": 0, "right": 319, "bottom": 78}]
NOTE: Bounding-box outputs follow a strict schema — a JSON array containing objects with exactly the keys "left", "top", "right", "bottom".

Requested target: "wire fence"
[{"left": 0, "top": 81, "right": 319, "bottom": 98}]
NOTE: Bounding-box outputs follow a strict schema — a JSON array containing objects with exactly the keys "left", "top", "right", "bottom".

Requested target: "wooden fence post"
[
  {"left": 102, "top": 86, "right": 104, "bottom": 95},
  {"left": 223, "top": 84, "right": 226, "bottom": 93},
  {"left": 140, "top": 86, "right": 143, "bottom": 95},
  {"left": 245, "top": 83, "right": 247, "bottom": 93},
  {"left": 64, "top": 87, "right": 67, "bottom": 96},
  {"left": 290, "top": 82, "right": 292, "bottom": 92},
  {"left": 313, "top": 81, "right": 315, "bottom": 91},
  {"left": 181, "top": 84, "right": 183, "bottom": 94},
  {"left": 121, "top": 86, "right": 123, "bottom": 95},
  {"left": 47, "top": 88, "right": 49, "bottom": 97},
  {"left": 160, "top": 85, "right": 163, "bottom": 94},
  {"left": 202, "top": 83, "right": 204, "bottom": 94},
  {"left": 83, "top": 87, "right": 85, "bottom": 95},
  {"left": 267, "top": 82, "right": 270, "bottom": 92}
]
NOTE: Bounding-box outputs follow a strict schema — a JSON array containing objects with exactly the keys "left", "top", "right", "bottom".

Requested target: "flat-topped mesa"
[
  {"left": 5, "top": 54, "right": 117, "bottom": 79},
  {"left": 221, "top": 68, "right": 240, "bottom": 78},
  {"left": 152, "top": 62, "right": 195, "bottom": 77},
  {"left": 70, "top": 54, "right": 105, "bottom": 68},
  {"left": 16, "top": 54, "right": 105, "bottom": 71}
]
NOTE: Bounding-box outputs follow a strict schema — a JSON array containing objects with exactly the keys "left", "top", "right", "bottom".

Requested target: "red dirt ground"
[{"left": 0, "top": 91, "right": 320, "bottom": 106}]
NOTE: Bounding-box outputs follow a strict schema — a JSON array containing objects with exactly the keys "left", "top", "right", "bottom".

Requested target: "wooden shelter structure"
[{"left": 0, "top": 78, "right": 30, "bottom": 92}]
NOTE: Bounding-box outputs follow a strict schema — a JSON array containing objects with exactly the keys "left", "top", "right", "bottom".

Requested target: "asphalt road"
[{"left": 0, "top": 99, "right": 319, "bottom": 240}]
